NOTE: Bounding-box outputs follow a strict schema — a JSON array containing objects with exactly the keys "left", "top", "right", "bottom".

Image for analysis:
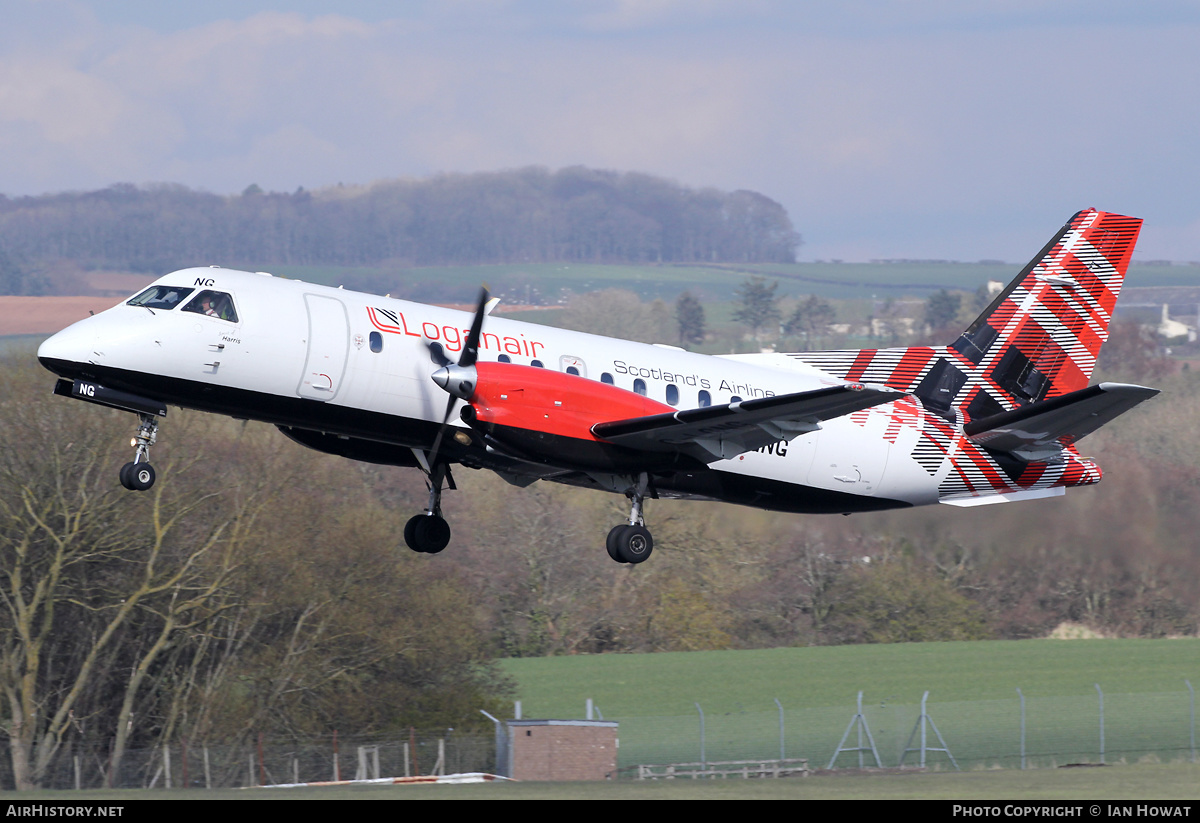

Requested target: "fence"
[
  {"left": 2, "top": 731, "right": 495, "bottom": 791},
  {"left": 607, "top": 685, "right": 1199, "bottom": 774},
  {"left": 7, "top": 685, "right": 1198, "bottom": 788}
]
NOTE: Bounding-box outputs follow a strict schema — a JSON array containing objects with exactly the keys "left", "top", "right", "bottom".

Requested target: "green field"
[
  {"left": 0, "top": 334, "right": 44, "bottom": 354},
  {"left": 500, "top": 640, "right": 1200, "bottom": 716},
  {"left": 500, "top": 641, "right": 1200, "bottom": 773},
  {"left": 263, "top": 261, "right": 1200, "bottom": 303}
]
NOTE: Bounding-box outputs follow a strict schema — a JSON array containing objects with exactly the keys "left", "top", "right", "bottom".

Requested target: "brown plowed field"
[{"left": 0, "top": 297, "right": 125, "bottom": 335}]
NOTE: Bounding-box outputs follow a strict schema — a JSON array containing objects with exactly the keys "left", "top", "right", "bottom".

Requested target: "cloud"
[{"left": 0, "top": 2, "right": 1198, "bottom": 260}]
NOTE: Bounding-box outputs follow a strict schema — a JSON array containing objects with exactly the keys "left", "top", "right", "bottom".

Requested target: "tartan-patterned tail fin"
[{"left": 949, "top": 209, "right": 1142, "bottom": 421}]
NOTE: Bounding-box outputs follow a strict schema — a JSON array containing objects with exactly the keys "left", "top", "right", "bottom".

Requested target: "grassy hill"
[
  {"left": 265, "top": 261, "right": 1200, "bottom": 304},
  {"left": 500, "top": 640, "right": 1200, "bottom": 718},
  {"left": 499, "top": 641, "right": 1200, "bottom": 771}
]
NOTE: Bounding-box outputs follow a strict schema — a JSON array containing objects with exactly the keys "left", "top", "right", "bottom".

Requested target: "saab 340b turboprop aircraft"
[{"left": 37, "top": 209, "right": 1159, "bottom": 563}]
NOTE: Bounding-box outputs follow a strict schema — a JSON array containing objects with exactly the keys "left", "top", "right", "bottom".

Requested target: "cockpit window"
[
  {"left": 127, "top": 285, "right": 195, "bottom": 310},
  {"left": 182, "top": 290, "right": 238, "bottom": 323}
]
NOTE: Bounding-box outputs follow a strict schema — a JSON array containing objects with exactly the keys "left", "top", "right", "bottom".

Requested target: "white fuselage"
[{"left": 38, "top": 267, "right": 945, "bottom": 513}]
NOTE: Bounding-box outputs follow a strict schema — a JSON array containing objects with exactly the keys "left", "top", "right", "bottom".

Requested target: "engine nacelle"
[{"left": 459, "top": 363, "right": 695, "bottom": 471}]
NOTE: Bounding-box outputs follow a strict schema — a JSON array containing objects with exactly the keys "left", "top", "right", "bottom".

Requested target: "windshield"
[
  {"left": 182, "top": 290, "right": 238, "bottom": 323},
  {"left": 127, "top": 285, "right": 195, "bottom": 310}
]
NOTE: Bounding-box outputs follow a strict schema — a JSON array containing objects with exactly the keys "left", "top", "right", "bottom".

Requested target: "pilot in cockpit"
[{"left": 184, "top": 290, "right": 237, "bottom": 323}]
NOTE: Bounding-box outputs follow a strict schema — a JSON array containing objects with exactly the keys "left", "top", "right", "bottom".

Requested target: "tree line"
[
  {"left": 0, "top": 167, "right": 799, "bottom": 291},
  {"left": 0, "top": 359, "right": 511, "bottom": 790},
  {"left": 3, "top": 332, "right": 1188, "bottom": 784}
]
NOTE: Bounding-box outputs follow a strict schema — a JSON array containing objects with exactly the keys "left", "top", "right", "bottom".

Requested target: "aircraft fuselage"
[{"left": 38, "top": 267, "right": 925, "bottom": 514}]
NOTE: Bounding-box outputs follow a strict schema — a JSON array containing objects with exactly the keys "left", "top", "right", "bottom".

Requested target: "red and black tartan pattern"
[{"left": 791, "top": 209, "right": 1138, "bottom": 499}]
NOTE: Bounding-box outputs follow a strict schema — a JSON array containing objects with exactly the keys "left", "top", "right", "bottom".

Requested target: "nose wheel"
[
  {"left": 606, "top": 472, "right": 654, "bottom": 564},
  {"left": 120, "top": 461, "right": 156, "bottom": 491},
  {"left": 119, "top": 414, "right": 159, "bottom": 491}
]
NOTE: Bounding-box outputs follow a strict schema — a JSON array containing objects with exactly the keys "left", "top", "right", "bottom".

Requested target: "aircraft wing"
[
  {"left": 965, "top": 382, "right": 1159, "bottom": 461},
  {"left": 592, "top": 383, "right": 906, "bottom": 461}
]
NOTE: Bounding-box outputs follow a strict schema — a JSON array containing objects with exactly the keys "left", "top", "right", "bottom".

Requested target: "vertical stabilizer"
[
  {"left": 787, "top": 210, "right": 1149, "bottom": 502},
  {"left": 950, "top": 209, "right": 1142, "bottom": 420}
]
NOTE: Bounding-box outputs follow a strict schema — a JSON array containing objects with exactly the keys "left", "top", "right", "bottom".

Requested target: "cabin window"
[
  {"left": 566, "top": 366, "right": 579, "bottom": 376},
  {"left": 633, "top": 378, "right": 647, "bottom": 396},
  {"left": 666, "top": 384, "right": 679, "bottom": 406},
  {"left": 127, "top": 285, "right": 194, "bottom": 311},
  {"left": 498, "top": 354, "right": 511, "bottom": 363},
  {"left": 369, "top": 331, "right": 383, "bottom": 353},
  {"left": 698, "top": 390, "right": 711, "bottom": 407},
  {"left": 601, "top": 372, "right": 614, "bottom": 385},
  {"left": 531, "top": 359, "right": 544, "bottom": 368},
  {"left": 182, "top": 290, "right": 238, "bottom": 323},
  {"left": 730, "top": 395, "right": 742, "bottom": 403}
]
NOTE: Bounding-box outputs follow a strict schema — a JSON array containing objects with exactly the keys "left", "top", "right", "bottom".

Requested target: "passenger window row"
[
  {"left": 366, "top": 338, "right": 741, "bottom": 408},
  {"left": 599, "top": 372, "right": 733, "bottom": 407}
]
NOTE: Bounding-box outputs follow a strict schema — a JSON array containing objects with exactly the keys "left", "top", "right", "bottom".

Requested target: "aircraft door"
[{"left": 298, "top": 294, "right": 350, "bottom": 401}]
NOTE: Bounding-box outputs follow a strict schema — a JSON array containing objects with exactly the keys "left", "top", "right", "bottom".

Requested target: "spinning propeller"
[{"left": 425, "top": 287, "right": 489, "bottom": 467}]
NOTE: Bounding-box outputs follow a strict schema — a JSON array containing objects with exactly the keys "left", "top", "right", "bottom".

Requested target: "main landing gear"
[
  {"left": 119, "top": 414, "right": 158, "bottom": 491},
  {"left": 405, "top": 462, "right": 453, "bottom": 554},
  {"left": 606, "top": 472, "right": 654, "bottom": 564}
]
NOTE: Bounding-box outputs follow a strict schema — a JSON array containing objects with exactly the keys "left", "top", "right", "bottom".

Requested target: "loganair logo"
[{"left": 367, "top": 307, "right": 546, "bottom": 358}]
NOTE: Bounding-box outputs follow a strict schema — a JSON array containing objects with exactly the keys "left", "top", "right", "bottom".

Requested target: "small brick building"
[{"left": 507, "top": 720, "right": 619, "bottom": 781}]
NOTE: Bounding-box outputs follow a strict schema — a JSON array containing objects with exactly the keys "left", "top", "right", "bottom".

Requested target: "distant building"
[
  {"left": 1157, "top": 304, "right": 1195, "bottom": 342},
  {"left": 870, "top": 316, "right": 916, "bottom": 338}
]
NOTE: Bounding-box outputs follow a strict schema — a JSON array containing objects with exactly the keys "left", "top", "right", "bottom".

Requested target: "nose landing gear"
[{"left": 119, "top": 414, "right": 158, "bottom": 491}]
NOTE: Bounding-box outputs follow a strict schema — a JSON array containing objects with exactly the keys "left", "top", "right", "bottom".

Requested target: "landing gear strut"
[
  {"left": 405, "top": 462, "right": 453, "bottom": 554},
  {"left": 119, "top": 414, "right": 158, "bottom": 491},
  {"left": 606, "top": 472, "right": 654, "bottom": 564}
]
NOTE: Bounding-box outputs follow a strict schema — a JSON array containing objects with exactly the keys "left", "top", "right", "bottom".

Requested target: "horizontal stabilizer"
[
  {"left": 940, "top": 487, "right": 1064, "bottom": 507},
  {"left": 593, "top": 383, "right": 905, "bottom": 461},
  {"left": 964, "top": 382, "right": 1159, "bottom": 461}
]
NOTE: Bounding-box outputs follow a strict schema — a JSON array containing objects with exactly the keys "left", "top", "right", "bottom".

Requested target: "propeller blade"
[
  {"left": 426, "top": 284, "right": 488, "bottom": 469},
  {"left": 427, "top": 391, "right": 459, "bottom": 469},
  {"left": 459, "top": 286, "right": 489, "bottom": 368},
  {"left": 426, "top": 340, "right": 452, "bottom": 367}
]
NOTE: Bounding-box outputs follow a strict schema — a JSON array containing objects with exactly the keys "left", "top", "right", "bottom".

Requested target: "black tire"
[
  {"left": 606, "top": 525, "right": 628, "bottom": 563},
  {"left": 405, "top": 514, "right": 451, "bottom": 554},
  {"left": 404, "top": 515, "right": 424, "bottom": 552},
  {"left": 119, "top": 462, "right": 136, "bottom": 490},
  {"left": 417, "top": 515, "right": 451, "bottom": 554},
  {"left": 127, "top": 463, "right": 155, "bottom": 491},
  {"left": 616, "top": 525, "right": 653, "bottom": 564}
]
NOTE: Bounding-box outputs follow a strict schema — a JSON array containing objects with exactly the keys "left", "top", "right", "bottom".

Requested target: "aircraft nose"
[{"left": 37, "top": 319, "right": 100, "bottom": 376}]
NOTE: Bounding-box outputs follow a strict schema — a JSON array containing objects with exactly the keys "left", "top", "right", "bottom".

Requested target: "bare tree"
[
  {"left": 0, "top": 362, "right": 271, "bottom": 788},
  {"left": 733, "top": 277, "right": 781, "bottom": 341}
]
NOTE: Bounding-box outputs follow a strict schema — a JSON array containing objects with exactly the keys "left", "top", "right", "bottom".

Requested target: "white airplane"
[{"left": 37, "top": 209, "right": 1159, "bottom": 563}]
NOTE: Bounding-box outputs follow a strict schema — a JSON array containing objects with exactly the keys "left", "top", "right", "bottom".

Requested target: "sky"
[{"left": 2, "top": 0, "right": 1198, "bottom": 263}]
